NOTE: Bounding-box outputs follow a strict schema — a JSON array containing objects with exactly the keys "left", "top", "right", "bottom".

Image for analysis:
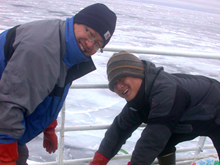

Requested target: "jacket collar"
[{"left": 63, "top": 16, "right": 90, "bottom": 68}]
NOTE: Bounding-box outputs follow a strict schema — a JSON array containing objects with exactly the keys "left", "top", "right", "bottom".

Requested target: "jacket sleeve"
[
  {"left": 0, "top": 22, "right": 62, "bottom": 143},
  {"left": 131, "top": 124, "right": 171, "bottom": 165},
  {"left": 97, "top": 104, "right": 142, "bottom": 160},
  {"left": 130, "top": 83, "right": 190, "bottom": 165}
]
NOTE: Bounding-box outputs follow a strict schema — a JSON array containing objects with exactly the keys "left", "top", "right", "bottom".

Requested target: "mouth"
[
  {"left": 122, "top": 89, "right": 128, "bottom": 95},
  {"left": 79, "top": 43, "right": 85, "bottom": 52}
]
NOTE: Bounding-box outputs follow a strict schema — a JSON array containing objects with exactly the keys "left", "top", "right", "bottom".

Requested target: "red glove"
[
  {"left": 89, "top": 152, "right": 109, "bottom": 165},
  {"left": 43, "top": 120, "right": 58, "bottom": 154},
  {"left": 0, "top": 142, "right": 18, "bottom": 165},
  {"left": 127, "top": 162, "right": 131, "bottom": 165}
]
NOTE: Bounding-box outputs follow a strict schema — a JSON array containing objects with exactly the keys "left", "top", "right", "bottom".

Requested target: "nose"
[
  {"left": 116, "top": 82, "right": 124, "bottom": 90},
  {"left": 85, "top": 39, "right": 95, "bottom": 48}
]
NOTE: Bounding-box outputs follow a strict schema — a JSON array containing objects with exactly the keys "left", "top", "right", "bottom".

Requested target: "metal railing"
[{"left": 30, "top": 45, "right": 220, "bottom": 165}]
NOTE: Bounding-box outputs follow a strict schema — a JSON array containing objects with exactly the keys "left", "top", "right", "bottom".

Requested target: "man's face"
[
  {"left": 113, "top": 76, "right": 143, "bottom": 101},
  {"left": 74, "top": 23, "right": 104, "bottom": 57}
]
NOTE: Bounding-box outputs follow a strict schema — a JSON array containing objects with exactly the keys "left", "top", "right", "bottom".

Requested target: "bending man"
[
  {"left": 0, "top": 3, "right": 117, "bottom": 165},
  {"left": 90, "top": 51, "right": 220, "bottom": 165}
]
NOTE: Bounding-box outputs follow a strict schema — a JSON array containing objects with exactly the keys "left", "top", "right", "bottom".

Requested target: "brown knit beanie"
[{"left": 107, "top": 51, "right": 145, "bottom": 91}]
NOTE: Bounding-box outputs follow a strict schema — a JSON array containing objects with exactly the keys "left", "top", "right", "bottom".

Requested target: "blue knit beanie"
[{"left": 74, "top": 3, "right": 117, "bottom": 48}]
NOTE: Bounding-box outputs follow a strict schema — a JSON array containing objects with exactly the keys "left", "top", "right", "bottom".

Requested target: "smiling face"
[
  {"left": 74, "top": 23, "right": 104, "bottom": 57},
  {"left": 113, "top": 76, "right": 143, "bottom": 101}
]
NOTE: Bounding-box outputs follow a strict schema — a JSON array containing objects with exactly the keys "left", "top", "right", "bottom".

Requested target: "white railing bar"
[
  {"left": 177, "top": 144, "right": 214, "bottom": 152},
  {"left": 175, "top": 153, "right": 218, "bottom": 165},
  {"left": 103, "top": 45, "right": 220, "bottom": 59},
  {"left": 57, "top": 103, "right": 65, "bottom": 165},
  {"left": 54, "top": 123, "right": 215, "bottom": 164},
  {"left": 218, "top": 71, "right": 220, "bottom": 81},
  {"left": 194, "top": 136, "right": 207, "bottom": 157},
  {"left": 69, "top": 73, "right": 219, "bottom": 97},
  {"left": 70, "top": 83, "right": 108, "bottom": 89},
  {"left": 56, "top": 125, "right": 109, "bottom": 131},
  {"left": 55, "top": 124, "right": 147, "bottom": 132},
  {"left": 29, "top": 149, "right": 217, "bottom": 165}
]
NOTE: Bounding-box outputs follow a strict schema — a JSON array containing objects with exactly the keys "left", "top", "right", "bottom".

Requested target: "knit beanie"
[
  {"left": 74, "top": 3, "right": 117, "bottom": 48},
  {"left": 107, "top": 51, "right": 145, "bottom": 91}
]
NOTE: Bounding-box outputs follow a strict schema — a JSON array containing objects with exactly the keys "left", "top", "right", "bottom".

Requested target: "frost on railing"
[{"left": 29, "top": 46, "right": 220, "bottom": 165}]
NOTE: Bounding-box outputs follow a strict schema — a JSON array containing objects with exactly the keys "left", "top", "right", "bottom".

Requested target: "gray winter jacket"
[{"left": 0, "top": 16, "right": 96, "bottom": 145}]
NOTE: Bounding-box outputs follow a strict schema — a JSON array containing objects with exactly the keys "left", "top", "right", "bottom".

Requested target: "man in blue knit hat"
[{"left": 0, "top": 3, "right": 116, "bottom": 165}]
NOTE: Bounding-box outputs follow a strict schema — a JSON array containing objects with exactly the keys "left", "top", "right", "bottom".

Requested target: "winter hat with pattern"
[
  {"left": 107, "top": 51, "right": 145, "bottom": 91},
  {"left": 74, "top": 3, "right": 117, "bottom": 48}
]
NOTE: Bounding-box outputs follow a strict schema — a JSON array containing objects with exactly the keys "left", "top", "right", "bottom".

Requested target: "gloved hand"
[
  {"left": 127, "top": 162, "right": 131, "bottom": 165},
  {"left": 43, "top": 120, "right": 58, "bottom": 154},
  {"left": 89, "top": 152, "right": 109, "bottom": 165},
  {"left": 0, "top": 142, "right": 18, "bottom": 165}
]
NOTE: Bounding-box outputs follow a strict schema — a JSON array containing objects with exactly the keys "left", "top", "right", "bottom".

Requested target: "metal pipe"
[
  {"left": 57, "top": 103, "right": 65, "bottom": 165},
  {"left": 55, "top": 124, "right": 147, "bottom": 132},
  {"left": 103, "top": 45, "right": 220, "bottom": 59},
  {"left": 28, "top": 148, "right": 217, "bottom": 165},
  {"left": 70, "top": 83, "right": 108, "bottom": 89}
]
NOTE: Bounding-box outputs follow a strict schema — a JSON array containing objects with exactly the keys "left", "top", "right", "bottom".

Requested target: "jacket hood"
[{"left": 142, "top": 60, "right": 163, "bottom": 96}]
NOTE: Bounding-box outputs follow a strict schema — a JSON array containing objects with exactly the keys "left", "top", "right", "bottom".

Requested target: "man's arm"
[
  {"left": 90, "top": 105, "right": 142, "bottom": 164},
  {"left": 131, "top": 124, "right": 172, "bottom": 165},
  {"left": 130, "top": 84, "right": 190, "bottom": 165}
]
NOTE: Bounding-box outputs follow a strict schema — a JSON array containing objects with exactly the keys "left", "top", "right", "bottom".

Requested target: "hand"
[
  {"left": 43, "top": 120, "right": 58, "bottom": 154},
  {"left": 89, "top": 152, "right": 109, "bottom": 165},
  {"left": 127, "top": 162, "right": 131, "bottom": 165},
  {"left": 0, "top": 142, "right": 18, "bottom": 165}
]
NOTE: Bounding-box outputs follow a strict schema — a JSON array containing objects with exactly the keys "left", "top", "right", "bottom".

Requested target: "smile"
[
  {"left": 79, "top": 43, "right": 85, "bottom": 52},
  {"left": 122, "top": 89, "right": 128, "bottom": 95}
]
